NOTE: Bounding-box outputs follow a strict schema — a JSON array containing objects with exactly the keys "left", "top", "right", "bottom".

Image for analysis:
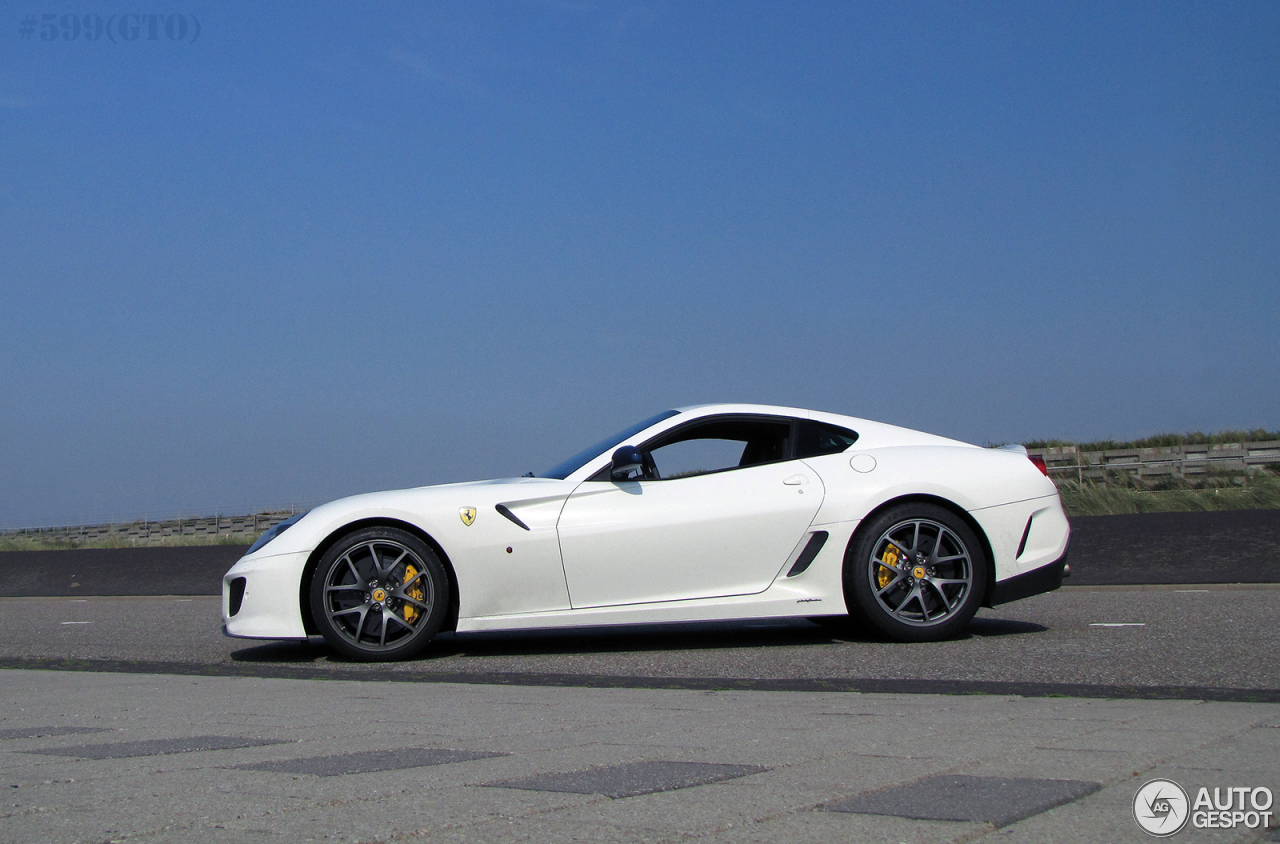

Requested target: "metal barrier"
[
  {"left": 1026, "top": 441, "right": 1280, "bottom": 484},
  {"left": 0, "top": 511, "right": 299, "bottom": 545}
]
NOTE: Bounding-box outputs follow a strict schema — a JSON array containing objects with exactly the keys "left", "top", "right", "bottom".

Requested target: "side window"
[
  {"left": 649, "top": 438, "right": 746, "bottom": 479},
  {"left": 795, "top": 421, "right": 859, "bottom": 458},
  {"left": 645, "top": 418, "right": 792, "bottom": 480}
]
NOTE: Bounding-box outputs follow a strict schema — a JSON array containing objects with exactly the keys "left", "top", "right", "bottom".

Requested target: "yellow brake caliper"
[
  {"left": 877, "top": 545, "right": 899, "bottom": 589},
  {"left": 401, "top": 564, "right": 424, "bottom": 623}
]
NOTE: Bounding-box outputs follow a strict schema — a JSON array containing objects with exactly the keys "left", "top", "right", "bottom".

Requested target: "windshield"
[{"left": 539, "top": 410, "right": 679, "bottom": 479}]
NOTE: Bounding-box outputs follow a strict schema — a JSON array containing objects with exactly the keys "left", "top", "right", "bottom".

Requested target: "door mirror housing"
[{"left": 610, "top": 445, "right": 644, "bottom": 480}]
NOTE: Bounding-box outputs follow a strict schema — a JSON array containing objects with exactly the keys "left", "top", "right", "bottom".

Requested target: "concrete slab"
[
  {"left": 824, "top": 774, "right": 1102, "bottom": 827},
  {"left": 230, "top": 747, "right": 507, "bottom": 776},
  {"left": 0, "top": 726, "right": 111, "bottom": 739},
  {"left": 22, "top": 736, "right": 291, "bottom": 759},
  {"left": 485, "top": 760, "right": 769, "bottom": 799}
]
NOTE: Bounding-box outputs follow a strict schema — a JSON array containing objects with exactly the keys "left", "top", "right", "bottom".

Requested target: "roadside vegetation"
[
  {"left": 0, "top": 533, "right": 253, "bottom": 553},
  {"left": 1056, "top": 468, "right": 1280, "bottom": 517},
  {"left": 1024, "top": 429, "right": 1280, "bottom": 451},
  {"left": 1021, "top": 427, "right": 1280, "bottom": 516}
]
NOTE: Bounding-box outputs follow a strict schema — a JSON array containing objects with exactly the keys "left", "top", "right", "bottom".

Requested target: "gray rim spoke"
[
  {"left": 875, "top": 574, "right": 905, "bottom": 596},
  {"left": 350, "top": 607, "right": 370, "bottom": 634},
  {"left": 906, "top": 586, "right": 927, "bottom": 621},
  {"left": 394, "top": 589, "right": 432, "bottom": 610},
  {"left": 923, "top": 579, "right": 954, "bottom": 609},
  {"left": 400, "top": 569, "right": 428, "bottom": 589}
]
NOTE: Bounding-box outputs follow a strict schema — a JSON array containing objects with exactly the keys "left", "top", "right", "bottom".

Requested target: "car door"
[{"left": 555, "top": 415, "right": 825, "bottom": 608}]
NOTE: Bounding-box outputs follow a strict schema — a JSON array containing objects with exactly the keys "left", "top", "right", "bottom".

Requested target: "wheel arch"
[
  {"left": 842, "top": 493, "right": 998, "bottom": 611},
  {"left": 298, "top": 518, "right": 461, "bottom": 636}
]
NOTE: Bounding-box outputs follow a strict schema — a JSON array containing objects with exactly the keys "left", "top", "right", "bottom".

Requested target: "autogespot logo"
[
  {"left": 1134, "top": 779, "right": 1276, "bottom": 836},
  {"left": 1134, "top": 779, "right": 1190, "bottom": 837}
]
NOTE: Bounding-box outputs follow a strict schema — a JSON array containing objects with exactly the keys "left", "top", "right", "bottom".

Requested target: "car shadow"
[
  {"left": 427, "top": 619, "right": 856, "bottom": 659},
  {"left": 229, "top": 616, "right": 1047, "bottom": 664},
  {"left": 229, "top": 640, "right": 331, "bottom": 663},
  {"left": 966, "top": 618, "right": 1049, "bottom": 637}
]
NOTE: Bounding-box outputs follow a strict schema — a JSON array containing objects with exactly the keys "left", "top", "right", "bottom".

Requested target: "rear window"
[{"left": 795, "top": 420, "right": 858, "bottom": 458}]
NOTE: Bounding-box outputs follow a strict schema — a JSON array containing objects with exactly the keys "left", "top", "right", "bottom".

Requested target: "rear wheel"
[
  {"left": 845, "top": 504, "right": 987, "bottom": 642},
  {"left": 310, "top": 527, "right": 449, "bottom": 661}
]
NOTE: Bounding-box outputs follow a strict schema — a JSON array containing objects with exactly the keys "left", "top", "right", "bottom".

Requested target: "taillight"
[{"left": 1028, "top": 455, "right": 1048, "bottom": 476}]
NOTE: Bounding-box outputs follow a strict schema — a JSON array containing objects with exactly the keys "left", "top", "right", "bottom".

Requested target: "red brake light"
[{"left": 1028, "top": 455, "right": 1048, "bottom": 476}]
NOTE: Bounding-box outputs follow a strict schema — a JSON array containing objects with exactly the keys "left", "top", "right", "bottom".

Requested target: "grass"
[
  {"left": 1025, "top": 429, "right": 1280, "bottom": 451},
  {"left": 0, "top": 533, "right": 254, "bottom": 552},
  {"left": 1058, "top": 471, "right": 1280, "bottom": 517}
]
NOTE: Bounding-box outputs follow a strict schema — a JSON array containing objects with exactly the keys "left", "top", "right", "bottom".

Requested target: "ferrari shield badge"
[{"left": 459, "top": 507, "right": 477, "bottom": 527}]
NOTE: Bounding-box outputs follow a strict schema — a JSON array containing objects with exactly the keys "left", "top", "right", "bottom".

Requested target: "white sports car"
[{"left": 222, "top": 404, "right": 1070, "bottom": 661}]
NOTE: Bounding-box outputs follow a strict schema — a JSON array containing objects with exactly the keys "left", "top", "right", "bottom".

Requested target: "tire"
[
  {"left": 309, "top": 527, "right": 449, "bottom": 662},
  {"left": 845, "top": 503, "right": 987, "bottom": 642}
]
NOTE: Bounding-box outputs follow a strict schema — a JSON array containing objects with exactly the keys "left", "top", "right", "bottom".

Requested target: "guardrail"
[
  {"left": 0, "top": 511, "right": 298, "bottom": 545},
  {"left": 1026, "top": 441, "right": 1280, "bottom": 484}
]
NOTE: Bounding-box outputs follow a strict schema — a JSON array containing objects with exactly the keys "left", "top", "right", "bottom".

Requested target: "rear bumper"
[{"left": 988, "top": 541, "right": 1070, "bottom": 606}]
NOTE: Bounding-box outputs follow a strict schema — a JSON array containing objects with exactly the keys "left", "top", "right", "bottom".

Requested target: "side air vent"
[
  {"left": 228, "top": 577, "right": 247, "bottom": 616},
  {"left": 1015, "top": 515, "right": 1034, "bottom": 560},
  {"left": 495, "top": 504, "right": 531, "bottom": 531},
  {"left": 787, "top": 531, "right": 828, "bottom": 577}
]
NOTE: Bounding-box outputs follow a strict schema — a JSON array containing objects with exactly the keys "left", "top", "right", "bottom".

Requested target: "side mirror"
[{"left": 610, "top": 445, "right": 644, "bottom": 480}]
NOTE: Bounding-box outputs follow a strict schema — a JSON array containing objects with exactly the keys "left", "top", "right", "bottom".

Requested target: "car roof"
[{"left": 669, "top": 403, "right": 974, "bottom": 449}]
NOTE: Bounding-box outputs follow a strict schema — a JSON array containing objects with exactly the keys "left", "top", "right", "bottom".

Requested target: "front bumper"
[{"left": 221, "top": 549, "right": 311, "bottom": 640}]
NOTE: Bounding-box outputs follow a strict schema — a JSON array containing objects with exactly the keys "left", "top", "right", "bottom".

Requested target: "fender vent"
[
  {"left": 787, "top": 531, "right": 828, "bottom": 577},
  {"left": 495, "top": 504, "right": 530, "bottom": 531},
  {"left": 228, "top": 577, "right": 247, "bottom": 616},
  {"left": 1015, "top": 516, "right": 1034, "bottom": 560}
]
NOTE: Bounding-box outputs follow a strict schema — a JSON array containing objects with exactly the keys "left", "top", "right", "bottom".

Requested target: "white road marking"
[
  {"left": 1175, "top": 589, "right": 1209, "bottom": 593},
  {"left": 59, "top": 621, "right": 94, "bottom": 625},
  {"left": 1089, "top": 622, "right": 1146, "bottom": 627}
]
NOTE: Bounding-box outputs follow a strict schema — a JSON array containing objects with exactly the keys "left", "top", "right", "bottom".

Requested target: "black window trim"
[
  {"left": 795, "top": 417, "right": 860, "bottom": 457},
  {"left": 588, "top": 413, "right": 802, "bottom": 482}
]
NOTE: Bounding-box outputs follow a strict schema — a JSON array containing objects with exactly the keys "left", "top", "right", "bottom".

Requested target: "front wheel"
[
  {"left": 845, "top": 504, "right": 987, "bottom": 642},
  {"left": 310, "top": 527, "right": 449, "bottom": 661}
]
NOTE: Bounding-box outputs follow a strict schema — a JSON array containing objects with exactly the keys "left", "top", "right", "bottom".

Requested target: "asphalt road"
[{"left": 2, "top": 585, "right": 1278, "bottom": 700}]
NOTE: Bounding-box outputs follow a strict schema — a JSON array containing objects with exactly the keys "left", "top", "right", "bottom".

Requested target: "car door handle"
[{"left": 783, "top": 474, "right": 807, "bottom": 486}]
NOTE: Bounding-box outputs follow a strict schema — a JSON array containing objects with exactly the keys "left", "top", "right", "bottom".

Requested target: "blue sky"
[{"left": 2, "top": 1, "right": 1278, "bottom": 527}]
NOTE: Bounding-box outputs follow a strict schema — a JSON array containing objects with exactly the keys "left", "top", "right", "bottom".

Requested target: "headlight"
[{"left": 246, "top": 512, "right": 306, "bottom": 555}]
